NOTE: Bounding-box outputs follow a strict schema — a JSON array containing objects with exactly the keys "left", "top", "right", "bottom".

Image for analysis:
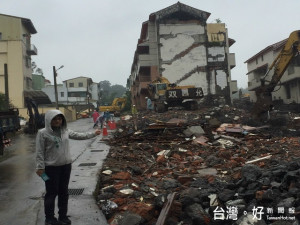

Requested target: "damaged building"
[
  {"left": 128, "top": 2, "right": 237, "bottom": 110},
  {"left": 246, "top": 36, "right": 300, "bottom": 108}
]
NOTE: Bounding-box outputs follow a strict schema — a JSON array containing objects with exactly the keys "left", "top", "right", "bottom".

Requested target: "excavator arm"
[{"left": 251, "top": 30, "right": 300, "bottom": 119}]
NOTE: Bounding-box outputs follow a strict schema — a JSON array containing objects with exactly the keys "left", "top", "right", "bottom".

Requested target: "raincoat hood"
[{"left": 45, "top": 109, "right": 67, "bottom": 132}]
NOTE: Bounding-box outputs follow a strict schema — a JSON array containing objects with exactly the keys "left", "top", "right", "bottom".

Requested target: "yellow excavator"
[
  {"left": 148, "top": 76, "right": 204, "bottom": 112},
  {"left": 251, "top": 30, "right": 300, "bottom": 120},
  {"left": 99, "top": 97, "right": 126, "bottom": 116}
]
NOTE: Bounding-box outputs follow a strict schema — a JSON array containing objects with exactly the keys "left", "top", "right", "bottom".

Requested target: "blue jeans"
[{"left": 44, "top": 163, "right": 71, "bottom": 219}]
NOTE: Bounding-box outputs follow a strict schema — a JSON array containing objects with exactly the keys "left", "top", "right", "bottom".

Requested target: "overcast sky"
[{"left": 2, "top": 0, "right": 300, "bottom": 88}]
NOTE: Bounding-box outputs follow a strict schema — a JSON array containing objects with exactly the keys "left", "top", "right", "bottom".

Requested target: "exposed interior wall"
[
  {"left": 130, "top": 8, "right": 235, "bottom": 106},
  {"left": 207, "top": 47, "right": 225, "bottom": 62},
  {"left": 207, "top": 24, "right": 229, "bottom": 97},
  {"left": 158, "top": 22, "right": 230, "bottom": 98},
  {"left": 216, "top": 70, "right": 227, "bottom": 90},
  {"left": 159, "top": 23, "right": 208, "bottom": 89}
]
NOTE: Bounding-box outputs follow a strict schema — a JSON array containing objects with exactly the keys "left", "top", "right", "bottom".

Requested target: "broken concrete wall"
[
  {"left": 216, "top": 70, "right": 228, "bottom": 90},
  {"left": 159, "top": 23, "right": 210, "bottom": 93},
  {"left": 158, "top": 22, "right": 230, "bottom": 97},
  {"left": 207, "top": 24, "right": 230, "bottom": 96}
]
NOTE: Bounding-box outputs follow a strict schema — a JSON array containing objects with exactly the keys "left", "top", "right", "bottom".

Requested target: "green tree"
[
  {"left": 99, "top": 80, "right": 111, "bottom": 105},
  {"left": 122, "top": 90, "right": 132, "bottom": 112},
  {"left": 98, "top": 81, "right": 126, "bottom": 106}
]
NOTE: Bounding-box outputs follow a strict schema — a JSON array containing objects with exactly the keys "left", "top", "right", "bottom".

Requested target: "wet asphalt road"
[{"left": 0, "top": 118, "right": 105, "bottom": 225}]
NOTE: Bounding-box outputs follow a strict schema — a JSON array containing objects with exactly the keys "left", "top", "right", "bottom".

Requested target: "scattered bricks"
[
  {"left": 172, "top": 153, "right": 181, "bottom": 160},
  {"left": 223, "top": 159, "right": 239, "bottom": 169},
  {"left": 232, "top": 171, "right": 241, "bottom": 180},
  {"left": 112, "top": 171, "right": 131, "bottom": 180},
  {"left": 113, "top": 183, "right": 125, "bottom": 190},
  {"left": 217, "top": 149, "right": 232, "bottom": 160},
  {"left": 233, "top": 157, "right": 246, "bottom": 164},
  {"left": 177, "top": 176, "right": 193, "bottom": 185},
  {"left": 156, "top": 154, "right": 166, "bottom": 164},
  {"left": 205, "top": 175, "right": 215, "bottom": 184},
  {"left": 191, "top": 159, "right": 203, "bottom": 167},
  {"left": 113, "top": 197, "right": 127, "bottom": 206},
  {"left": 255, "top": 190, "right": 265, "bottom": 200},
  {"left": 96, "top": 107, "right": 300, "bottom": 224},
  {"left": 126, "top": 202, "right": 154, "bottom": 221},
  {"left": 186, "top": 150, "right": 194, "bottom": 156}
]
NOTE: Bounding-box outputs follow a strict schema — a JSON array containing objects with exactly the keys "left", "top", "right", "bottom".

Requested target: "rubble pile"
[{"left": 96, "top": 105, "right": 300, "bottom": 225}]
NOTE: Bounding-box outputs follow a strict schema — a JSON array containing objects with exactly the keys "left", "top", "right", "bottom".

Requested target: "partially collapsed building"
[{"left": 128, "top": 2, "right": 237, "bottom": 110}]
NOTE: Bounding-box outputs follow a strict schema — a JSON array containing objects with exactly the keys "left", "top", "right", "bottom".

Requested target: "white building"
[
  {"left": 246, "top": 37, "right": 300, "bottom": 104},
  {"left": 42, "top": 77, "right": 100, "bottom": 107}
]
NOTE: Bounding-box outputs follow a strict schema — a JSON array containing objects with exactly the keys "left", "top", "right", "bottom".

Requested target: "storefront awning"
[{"left": 24, "top": 91, "right": 52, "bottom": 105}]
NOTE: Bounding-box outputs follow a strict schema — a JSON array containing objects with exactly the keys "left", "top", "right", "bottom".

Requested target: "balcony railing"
[
  {"left": 229, "top": 53, "right": 236, "bottom": 69},
  {"left": 27, "top": 44, "right": 37, "bottom": 55}
]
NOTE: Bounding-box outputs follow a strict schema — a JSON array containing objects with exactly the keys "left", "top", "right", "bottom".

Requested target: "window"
[
  {"left": 78, "top": 82, "right": 83, "bottom": 87},
  {"left": 288, "top": 58, "right": 295, "bottom": 75},
  {"left": 157, "top": 83, "right": 167, "bottom": 91},
  {"left": 255, "top": 58, "right": 258, "bottom": 65},
  {"left": 60, "top": 92, "right": 64, "bottom": 97},
  {"left": 285, "top": 84, "right": 291, "bottom": 99},
  {"left": 0, "top": 32, "right": 2, "bottom": 40},
  {"left": 69, "top": 82, "right": 74, "bottom": 87},
  {"left": 295, "top": 55, "right": 300, "bottom": 66},
  {"left": 68, "top": 92, "right": 86, "bottom": 97},
  {"left": 261, "top": 55, "right": 264, "bottom": 61},
  {"left": 288, "top": 65, "right": 294, "bottom": 75}
]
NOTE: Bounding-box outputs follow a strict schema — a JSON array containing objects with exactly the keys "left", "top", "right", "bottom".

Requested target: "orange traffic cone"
[{"left": 102, "top": 123, "right": 108, "bottom": 136}]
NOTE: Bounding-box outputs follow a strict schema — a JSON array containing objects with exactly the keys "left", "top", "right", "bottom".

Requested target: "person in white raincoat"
[{"left": 35, "top": 109, "right": 101, "bottom": 225}]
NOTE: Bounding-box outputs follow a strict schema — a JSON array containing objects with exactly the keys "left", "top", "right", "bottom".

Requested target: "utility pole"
[
  {"left": 53, "top": 66, "right": 59, "bottom": 109},
  {"left": 87, "top": 93, "right": 90, "bottom": 114},
  {"left": 4, "top": 64, "right": 9, "bottom": 109},
  {"left": 53, "top": 65, "right": 64, "bottom": 110}
]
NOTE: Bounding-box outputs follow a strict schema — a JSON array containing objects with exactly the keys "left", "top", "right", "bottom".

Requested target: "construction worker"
[
  {"left": 103, "top": 109, "right": 111, "bottom": 122},
  {"left": 92, "top": 110, "right": 99, "bottom": 123},
  {"left": 93, "top": 112, "right": 104, "bottom": 128},
  {"left": 145, "top": 97, "right": 153, "bottom": 112},
  {"left": 131, "top": 104, "right": 138, "bottom": 115}
]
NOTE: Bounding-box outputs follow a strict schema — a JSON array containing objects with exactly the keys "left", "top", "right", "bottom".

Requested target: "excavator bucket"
[{"left": 251, "top": 89, "right": 273, "bottom": 120}]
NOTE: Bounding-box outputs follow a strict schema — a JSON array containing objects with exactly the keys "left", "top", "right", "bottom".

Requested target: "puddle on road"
[{"left": 29, "top": 195, "right": 44, "bottom": 200}]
